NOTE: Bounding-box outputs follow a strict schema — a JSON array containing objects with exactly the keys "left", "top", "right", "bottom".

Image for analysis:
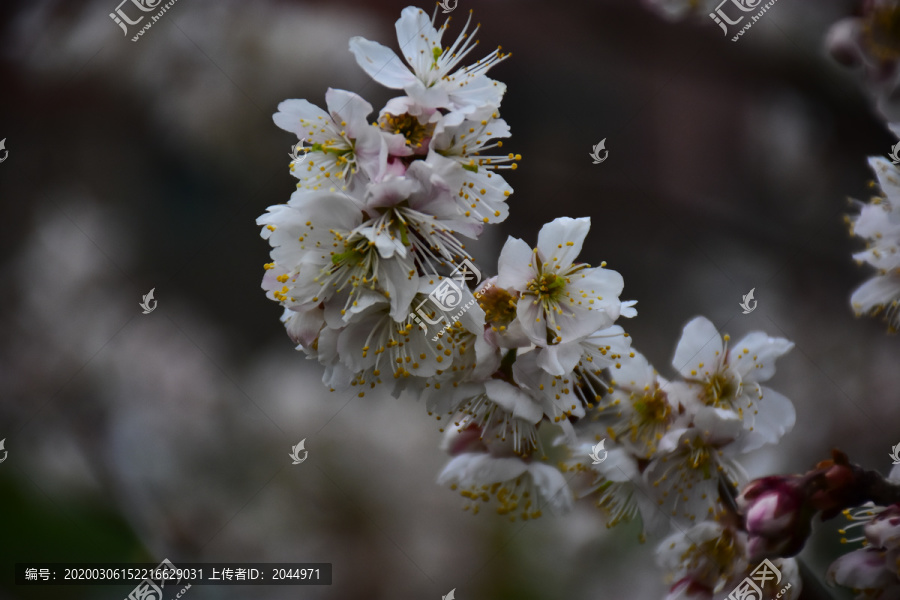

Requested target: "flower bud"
[{"left": 737, "top": 475, "right": 812, "bottom": 560}]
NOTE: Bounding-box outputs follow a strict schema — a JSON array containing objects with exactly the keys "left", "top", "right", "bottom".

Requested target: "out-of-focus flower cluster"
[
  {"left": 828, "top": 465, "right": 900, "bottom": 600},
  {"left": 827, "top": 0, "right": 900, "bottom": 123},
  {"left": 848, "top": 157, "right": 900, "bottom": 331},
  {"left": 829, "top": 467, "right": 900, "bottom": 600}
]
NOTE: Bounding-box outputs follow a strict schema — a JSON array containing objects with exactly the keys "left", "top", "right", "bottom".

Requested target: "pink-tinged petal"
[
  {"left": 536, "top": 216, "right": 591, "bottom": 267},
  {"left": 851, "top": 274, "right": 900, "bottom": 314},
  {"left": 731, "top": 331, "right": 794, "bottom": 382},
  {"left": 282, "top": 306, "right": 324, "bottom": 348},
  {"left": 663, "top": 579, "right": 712, "bottom": 600},
  {"left": 348, "top": 36, "right": 417, "bottom": 89},
  {"left": 672, "top": 317, "right": 724, "bottom": 380},
  {"left": 484, "top": 380, "right": 543, "bottom": 424},
  {"left": 866, "top": 506, "right": 900, "bottom": 550},
  {"left": 364, "top": 175, "right": 419, "bottom": 210},
  {"left": 496, "top": 236, "right": 534, "bottom": 291},
  {"left": 827, "top": 548, "right": 897, "bottom": 589},
  {"left": 441, "top": 423, "right": 489, "bottom": 455},
  {"left": 273, "top": 99, "right": 330, "bottom": 137},
  {"left": 826, "top": 18, "right": 865, "bottom": 67},
  {"left": 351, "top": 124, "right": 389, "bottom": 182}
]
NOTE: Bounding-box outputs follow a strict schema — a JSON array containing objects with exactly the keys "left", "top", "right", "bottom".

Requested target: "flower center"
[
  {"left": 634, "top": 385, "right": 671, "bottom": 424},
  {"left": 478, "top": 286, "right": 518, "bottom": 327},
  {"left": 865, "top": 7, "right": 900, "bottom": 61},
  {"left": 379, "top": 113, "right": 434, "bottom": 150},
  {"left": 704, "top": 371, "right": 738, "bottom": 408},
  {"left": 527, "top": 271, "right": 567, "bottom": 304},
  {"left": 688, "top": 527, "right": 740, "bottom": 579}
]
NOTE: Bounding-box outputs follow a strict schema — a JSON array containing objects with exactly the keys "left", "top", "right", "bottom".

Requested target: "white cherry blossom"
[
  {"left": 496, "top": 216, "right": 634, "bottom": 346},
  {"left": 273, "top": 88, "right": 389, "bottom": 191},
  {"left": 349, "top": 7, "right": 509, "bottom": 119},
  {"left": 670, "top": 316, "right": 795, "bottom": 452},
  {"left": 850, "top": 157, "right": 900, "bottom": 331}
]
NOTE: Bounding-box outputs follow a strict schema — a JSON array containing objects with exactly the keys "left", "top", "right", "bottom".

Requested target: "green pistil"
[
  {"left": 398, "top": 221, "right": 411, "bottom": 247},
  {"left": 331, "top": 247, "right": 365, "bottom": 266},
  {"left": 529, "top": 272, "right": 566, "bottom": 303},
  {"left": 310, "top": 142, "right": 351, "bottom": 156}
]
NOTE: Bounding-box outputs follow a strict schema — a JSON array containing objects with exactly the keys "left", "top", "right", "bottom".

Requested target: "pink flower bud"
[{"left": 737, "top": 475, "right": 812, "bottom": 560}]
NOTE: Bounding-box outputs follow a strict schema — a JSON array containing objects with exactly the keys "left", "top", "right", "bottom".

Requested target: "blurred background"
[{"left": 0, "top": 0, "right": 896, "bottom": 598}]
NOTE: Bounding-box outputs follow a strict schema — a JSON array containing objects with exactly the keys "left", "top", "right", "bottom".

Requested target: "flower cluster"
[
  {"left": 258, "top": 6, "right": 514, "bottom": 397},
  {"left": 562, "top": 316, "right": 795, "bottom": 543},
  {"left": 259, "top": 4, "right": 810, "bottom": 597},
  {"left": 849, "top": 157, "right": 900, "bottom": 331},
  {"left": 829, "top": 465, "right": 900, "bottom": 600},
  {"left": 827, "top": 0, "right": 900, "bottom": 121},
  {"left": 655, "top": 517, "right": 802, "bottom": 600}
]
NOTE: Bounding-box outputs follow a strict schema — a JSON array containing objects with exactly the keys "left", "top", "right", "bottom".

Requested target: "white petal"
[
  {"left": 484, "top": 380, "right": 543, "bottom": 424},
  {"left": 496, "top": 237, "right": 534, "bottom": 291},
  {"left": 851, "top": 274, "right": 900, "bottom": 313},
  {"left": 282, "top": 306, "right": 324, "bottom": 348},
  {"left": 534, "top": 342, "right": 583, "bottom": 376},
  {"left": 869, "top": 156, "right": 900, "bottom": 204},
  {"left": 609, "top": 351, "right": 654, "bottom": 389},
  {"left": 739, "top": 387, "right": 795, "bottom": 451},
  {"left": 537, "top": 217, "right": 591, "bottom": 267},
  {"left": 731, "top": 331, "right": 794, "bottom": 382},
  {"left": 694, "top": 407, "right": 744, "bottom": 446},
  {"left": 672, "top": 317, "right": 724, "bottom": 379},
  {"left": 446, "top": 75, "right": 507, "bottom": 112},
  {"left": 437, "top": 453, "right": 528, "bottom": 486},
  {"left": 891, "top": 463, "right": 900, "bottom": 482},
  {"left": 324, "top": 88, "right": 373, "bottom": 136},
  {"left": 527, "top": 462, "right": 573, "bottom": 514},
  {"left": 273, "top": 99, "right": 330, "bottom": 137},
  {"left": 394, "top": 6, "right": 439, "bottom": 76},
  {"left": 348, "top": 36, "right": 417, "bottom": 89}
]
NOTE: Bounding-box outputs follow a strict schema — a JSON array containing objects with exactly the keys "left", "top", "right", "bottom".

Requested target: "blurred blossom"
[{"left": 848, "top": 157, "right": 900, "bottom": 331}]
